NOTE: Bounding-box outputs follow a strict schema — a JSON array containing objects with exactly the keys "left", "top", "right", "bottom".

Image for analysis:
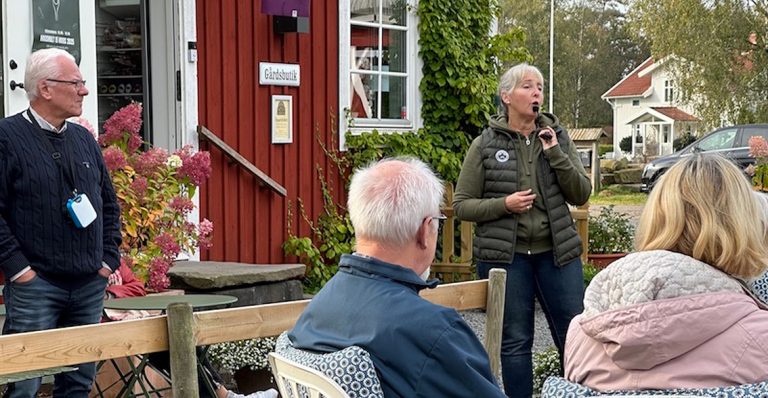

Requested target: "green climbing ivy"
[{"left": 418, "top": 0, "right": 530, "bottom": 141}]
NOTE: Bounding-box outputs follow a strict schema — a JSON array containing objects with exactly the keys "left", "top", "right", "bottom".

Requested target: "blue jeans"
[
  {"left": 478, "top": 252, "right": 584, "bottom": 398},
  {"left": 2, "top": 274, "right": 107, "bottom": 398}
]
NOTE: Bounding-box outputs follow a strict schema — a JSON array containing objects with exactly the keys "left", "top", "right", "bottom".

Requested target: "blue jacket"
[{"left": 289, "top": 254, "right": 506, "bottom": 397}]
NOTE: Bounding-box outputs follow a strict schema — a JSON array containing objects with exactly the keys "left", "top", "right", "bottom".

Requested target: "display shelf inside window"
[{"left": 95, "top": 16, "right": 145, "bottom": 133}]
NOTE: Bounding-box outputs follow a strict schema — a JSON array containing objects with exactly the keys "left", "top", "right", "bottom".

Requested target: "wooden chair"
[{"left": 268, "top": 352, "right": 350, "bottom": 398}]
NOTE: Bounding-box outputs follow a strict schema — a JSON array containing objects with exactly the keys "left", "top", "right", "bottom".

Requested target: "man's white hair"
[
  {"left": 348, "top": 157, "right": 445, "bottom": 247},
  {"left": 25, "top": 48, "right": 75, "bottom": 101}
]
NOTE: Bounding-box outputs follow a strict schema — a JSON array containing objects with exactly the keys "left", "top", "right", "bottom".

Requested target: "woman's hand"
[
  {"left": 537, "top": 127, "right": 558, "bottom": 150},
  {"left": 505, "top": 189, "right": 537, "bottom": 214}
]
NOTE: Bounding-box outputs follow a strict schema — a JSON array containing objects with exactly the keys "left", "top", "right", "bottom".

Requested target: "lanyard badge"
[{"left": 67, "top": 192, "right": 97, "bottom": 228}]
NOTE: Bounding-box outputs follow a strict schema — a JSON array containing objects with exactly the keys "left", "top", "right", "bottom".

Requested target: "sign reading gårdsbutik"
[{"left": 259, "top": 62, "right": 300, "bottom": 86}]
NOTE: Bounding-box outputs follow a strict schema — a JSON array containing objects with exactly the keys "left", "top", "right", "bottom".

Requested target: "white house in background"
[{"left": 602, "top": 57, "right": 700, "bottom": 158}]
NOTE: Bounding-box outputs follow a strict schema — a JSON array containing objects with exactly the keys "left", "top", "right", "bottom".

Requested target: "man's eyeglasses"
[
  {"left": 46, "top": 78, "right": 87, "bottom": 89},
  {"left": 431, "top": 214, "right": 448, "bottom": 223}
]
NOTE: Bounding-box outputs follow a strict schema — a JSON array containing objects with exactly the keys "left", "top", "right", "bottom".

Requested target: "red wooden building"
[{"left": 195, "top": 0, "right": 421, "bottom": 264}]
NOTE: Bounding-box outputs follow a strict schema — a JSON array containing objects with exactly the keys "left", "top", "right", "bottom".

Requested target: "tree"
[
  {"left": 497, "top": 0, "right": 649, "bottom": 128},
  {"left": 629, "top": 0, "right": 768, "bottom": 127}
]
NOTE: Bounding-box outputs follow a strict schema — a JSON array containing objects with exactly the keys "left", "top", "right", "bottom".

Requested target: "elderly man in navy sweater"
[
  {"left": 289, "top": 157, "right": 506, "bottom": 397},
  {"left": 0, "top": 48, "right": 121, "bottom": 397}
]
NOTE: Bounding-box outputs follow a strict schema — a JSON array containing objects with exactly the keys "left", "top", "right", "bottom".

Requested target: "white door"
[
  {"left": 2, "top": 0, "right": 34, "bottom": 116},
  {"left": 2, "top": 1, "right": 97, "bottom": 124}
]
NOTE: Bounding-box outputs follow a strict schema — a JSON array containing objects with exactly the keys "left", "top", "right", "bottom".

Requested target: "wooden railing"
[
  {"left": 197, "top": 125, "right": 287, "bottom": 197},
  {"left": 432, "top": 183, "right": 590, "bottom": 281},
  {"left": 0, "top": 273, "right": 506, "bottom": 396}
]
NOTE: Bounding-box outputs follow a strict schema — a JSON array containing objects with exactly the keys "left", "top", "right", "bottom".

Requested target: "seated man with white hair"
[{"left": 288, "top": 157, "right": 506, "bottom": 397}]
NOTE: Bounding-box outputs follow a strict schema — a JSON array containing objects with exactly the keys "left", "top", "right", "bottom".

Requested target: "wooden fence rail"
[{"left": 0, "top": 274, "right": 505, "bottom": 396}]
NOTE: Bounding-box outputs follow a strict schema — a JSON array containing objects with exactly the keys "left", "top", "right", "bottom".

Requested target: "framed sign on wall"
[{"left": 271, "top": 95, "right": 293, "bottom": 144}]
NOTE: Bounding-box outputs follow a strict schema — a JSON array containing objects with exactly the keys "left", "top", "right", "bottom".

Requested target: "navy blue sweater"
[{"left": 0, "top": 112, "right": 121, "bottom": 287}]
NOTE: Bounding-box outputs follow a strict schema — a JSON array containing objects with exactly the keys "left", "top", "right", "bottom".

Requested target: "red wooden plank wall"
[{"left": 196, "top": 0, "right": 342, "bottom": 264}]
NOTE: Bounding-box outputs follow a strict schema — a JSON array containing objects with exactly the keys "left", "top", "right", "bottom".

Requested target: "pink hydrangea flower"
[
  {"left": 170, "top": 196, "right": 195, "bottom": 214},
  {"left": 154, "top": 232, "right": 181, "bottom": 257},
  {"left": 99, "top": 102, "right": 143, "bottom": 150},
  {"left": 148, "top": 257, "right": 172, "bottom": 291},
  {"left": 133, "top": 147, "right": 169, "bottom": 176},
  {"left": 178, "top": 151, "right": 212, "bottom": 186},
  {"left": 130, "top": 176, "right": 148, "bottom": 198},
  {"left": 103, "top": 146, "right": 128, "bottom": 171}
]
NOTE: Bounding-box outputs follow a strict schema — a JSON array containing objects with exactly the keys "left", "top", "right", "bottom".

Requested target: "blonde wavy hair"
[{"left": 636, "top": 154, "right": 768, "bottom": 278}]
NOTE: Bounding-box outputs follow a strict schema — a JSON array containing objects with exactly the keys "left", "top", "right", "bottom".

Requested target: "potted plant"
[
  {"left": 207, "top": 337, "right": 278, "bottom": 394},
  {"left": 587, "top": 205, "right": 635, "bottom": 268}
]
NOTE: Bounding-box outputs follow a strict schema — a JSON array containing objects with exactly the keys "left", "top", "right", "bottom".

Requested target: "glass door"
[{"left": 94, "top": 0, "right": 150, "bottom": 141}]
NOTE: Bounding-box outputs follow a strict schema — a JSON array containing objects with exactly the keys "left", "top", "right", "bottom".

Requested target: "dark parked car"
[{"left": 641, "top": 124, "right": 768, "bottom": 192}]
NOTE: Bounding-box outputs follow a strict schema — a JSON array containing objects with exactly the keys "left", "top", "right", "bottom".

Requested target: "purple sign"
[{"left": 261, "top": 0, "right": 309, "bottom": 18}]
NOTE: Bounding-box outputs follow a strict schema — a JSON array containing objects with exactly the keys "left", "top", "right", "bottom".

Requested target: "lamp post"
[{"left": 549, "top": 0, "right": 554, "bottom": 113}]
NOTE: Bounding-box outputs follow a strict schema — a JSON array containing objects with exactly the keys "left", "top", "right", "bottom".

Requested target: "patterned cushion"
[
  {"left": 541, "top": 376, "right": 768, "bottom": 398},
  {"left": 274, "top": 332, "right": 384, "bottom": 398}
]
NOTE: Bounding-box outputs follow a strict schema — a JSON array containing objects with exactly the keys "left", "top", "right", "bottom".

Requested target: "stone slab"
[
  {"left": 168, "top": 261, "right": 305, "bottom": 290},
  {"left": 183, "top": 280, "right": 305, "bottom": 307}
]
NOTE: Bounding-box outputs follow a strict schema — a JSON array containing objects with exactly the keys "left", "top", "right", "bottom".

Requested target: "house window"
[
  {"left": 632, "top": 99, "right": 640, "bottom": 106},
  {"left": 634, "top": 124, "right": 642, "bottom": 143},
  {"left": 340, "top": 0, "right": 420, "bottom": 136},
  {"left": 664, "top": 80, "right": 674, "bottom": 103}
]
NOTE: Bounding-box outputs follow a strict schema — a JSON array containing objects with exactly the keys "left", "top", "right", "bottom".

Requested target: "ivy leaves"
[{"left": 418, "top": 0, "right": 529, "bottom": 139}]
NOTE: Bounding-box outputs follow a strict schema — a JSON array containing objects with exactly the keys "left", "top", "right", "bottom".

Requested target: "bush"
[
  {"left": 588, "top": 205, "right": 635, "bottom": 254},
  {"left": 208, "top": 337, "right": 277, "bottom": 372},
  {"left": 673, "top": 132, "right": 696, "bottom": 151},
  {"left": 532, "top": 346, "right": 560, "bottom": 393},
  {"left": 583, "top": 261, "right": 601, "bottom": 287},
  {"left": 598, "top": 144, "right": 613, "bottom": 157},
  {"left": 619, "top": 136, "right": 632, "bottom": 153}
]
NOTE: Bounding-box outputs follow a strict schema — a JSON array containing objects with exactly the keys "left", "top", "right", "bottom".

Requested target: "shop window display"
[{"left": 95, "top": 1, "right": 148, "bottom": 140}]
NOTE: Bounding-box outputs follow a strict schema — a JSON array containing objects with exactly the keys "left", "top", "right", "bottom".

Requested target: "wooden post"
[
  {"left": 572, "top": 204, "right": 590, "bottom": 263},
  {"left": 484, "top": 268, "right": 506, "bottom": 378},
  {"left": 167, "top": 302, "right": 199, "bottom": 398}
]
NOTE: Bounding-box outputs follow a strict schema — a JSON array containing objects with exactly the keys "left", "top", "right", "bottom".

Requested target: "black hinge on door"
[{"left": 176, "top": 70, "right": 182, "bottom": 101}]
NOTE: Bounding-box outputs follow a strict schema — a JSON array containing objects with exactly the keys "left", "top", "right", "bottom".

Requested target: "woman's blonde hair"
[{"left": 636, "top": 154, "right": 768, "bottom": 278}]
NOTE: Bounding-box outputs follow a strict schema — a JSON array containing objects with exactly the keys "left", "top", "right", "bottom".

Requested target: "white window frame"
[
  {"left": 338, "top": 0, "right": 423, "bottom": 150},
  {"left": 664, "top": 79, "right": 674, "bottom": 103}
]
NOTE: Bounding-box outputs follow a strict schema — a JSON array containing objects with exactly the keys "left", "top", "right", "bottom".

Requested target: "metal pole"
[{"left": 549, "top": 0, "right": 554, "bottom": 113}]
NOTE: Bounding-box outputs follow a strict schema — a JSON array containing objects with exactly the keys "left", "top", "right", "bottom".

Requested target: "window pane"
[
  {"left": 382, "top": 29, "right": 406, "bottom": 73},
  {"left": 698, "top": 129, "right": 736, "bottom": 151},
  {"left": 382, "top": 0, "right": 407, "bottom": 26},
  {"left": 350, "top": 73, "right": 378, "bottom": 119},
  {"left": 351, "top": 0, "right": 378, "bottom": 23},
  {"left": 351, "top": 26, "right": 379, "bottom": 71},
  {"left": 379, "top": 75, "right": 407, "bottom": 119}
]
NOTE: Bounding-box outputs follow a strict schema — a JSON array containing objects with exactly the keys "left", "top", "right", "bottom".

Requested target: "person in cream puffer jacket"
[{"left": 565, "top": 154, "right": 768, "bottom": 392}]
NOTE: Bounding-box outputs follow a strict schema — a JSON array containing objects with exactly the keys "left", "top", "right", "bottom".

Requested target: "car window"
[
  {"left": 696, "top": 128, "right": 737, "bottom": 151},
  {"left": 738, "top": 126, "right": 768, "bottom": 147}
]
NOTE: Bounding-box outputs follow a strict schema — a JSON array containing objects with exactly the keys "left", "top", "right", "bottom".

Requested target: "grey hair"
[
  {"left": 25, "top": 48, "right": 75, "bottom": 101},
  {"left": 497, "top": 63, "right": 544, "bottom": 115},
  {"left": 348, "top": 157, "right": 445, "bottom": 247}
]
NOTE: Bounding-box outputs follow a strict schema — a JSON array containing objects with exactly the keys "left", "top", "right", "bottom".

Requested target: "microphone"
[{"left": 532, "top": 105, "right": 553, "bottom": 142}]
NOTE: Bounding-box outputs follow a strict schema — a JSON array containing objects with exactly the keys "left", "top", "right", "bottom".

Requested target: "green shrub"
[
  {"left": 619, "top": 136, "right": 632, "bottom": 153},
  {"left": 673, "top": 132, "right": 696, "bottom": 152},
  {"left": 588, "top": 205, "right": 635, "bottom": 254},
  {"left": 583, "top": 261, "right": 601, "bottom": 287},
  {"left": 532, "top": 346, "right": 560, "bottom": 393},
  {"left": 598, "top": 144, "right": 613, "bottom": 157}
]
